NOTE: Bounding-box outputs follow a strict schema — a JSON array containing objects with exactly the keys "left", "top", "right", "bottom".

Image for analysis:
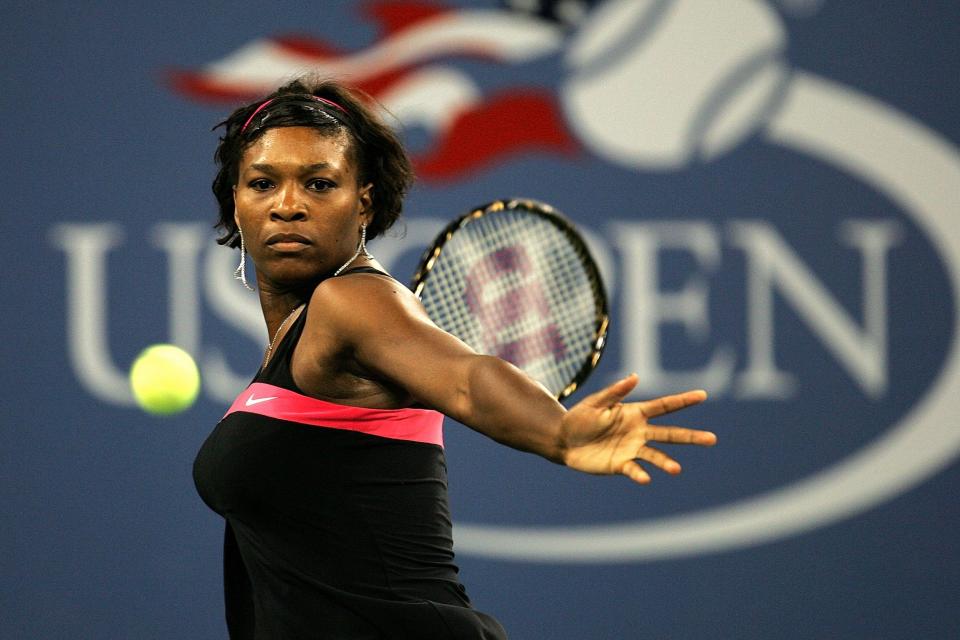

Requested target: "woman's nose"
[{"left": 270, "top": 185, "right": 307, "bottom": 221}]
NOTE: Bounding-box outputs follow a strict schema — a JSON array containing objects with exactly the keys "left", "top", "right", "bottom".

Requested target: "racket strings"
[{"left": 418, "top": 207, "right": 605, "bottom": 397}]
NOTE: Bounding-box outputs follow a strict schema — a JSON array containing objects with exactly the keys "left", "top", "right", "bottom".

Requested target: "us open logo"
[
  {"left": 51, "top": 0, "right": 960, "bottom": 561},
  {"left": 453, "top": 0, "right": 960, "bottom": 562}
]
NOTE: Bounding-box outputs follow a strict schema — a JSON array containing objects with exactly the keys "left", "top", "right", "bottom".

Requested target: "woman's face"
[{"left": 234, "top": 126, "right": 372, "bottom": 289}]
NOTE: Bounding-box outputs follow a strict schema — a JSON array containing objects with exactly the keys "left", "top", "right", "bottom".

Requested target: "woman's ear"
[{"left": 359, "top": 183, "right": 374, "bottom": 227}]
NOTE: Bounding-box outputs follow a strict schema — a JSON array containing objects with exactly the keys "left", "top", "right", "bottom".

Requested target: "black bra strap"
[{"left": 336, "top": 266, "right": 391, "bottom": 278}]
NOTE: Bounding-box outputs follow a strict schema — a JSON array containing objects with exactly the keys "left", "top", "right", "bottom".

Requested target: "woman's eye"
[
  {"left": 307, "top": 179, "right": 335, "bottom": 192},
  {"left": 248, "top": 178, "right": 272, "bottom": 191}
]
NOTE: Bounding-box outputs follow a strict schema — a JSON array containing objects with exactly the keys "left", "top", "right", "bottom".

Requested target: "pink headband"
[{"left": 240, "top": 95, "right": 348, "bottom": 133}]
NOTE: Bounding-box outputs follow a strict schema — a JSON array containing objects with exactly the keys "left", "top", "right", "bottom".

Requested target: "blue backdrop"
[{"left": 3, "top": 1, "right": 959, "bottom": 638}]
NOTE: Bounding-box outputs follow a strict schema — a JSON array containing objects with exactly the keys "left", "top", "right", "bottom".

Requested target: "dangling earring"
[
  {"left": 334, "top": 223, "right": 374, "bottom": 276},
  {"left": 234, "top": 230, "right": 255, "bottom": 291},
  {"left": 359, "top": 222, "right": 373, "bottom": 260}
]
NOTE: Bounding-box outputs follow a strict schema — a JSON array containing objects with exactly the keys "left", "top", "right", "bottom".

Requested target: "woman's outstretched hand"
[{"left": 560, "top": 374, "right": 717, "bottom": 484}]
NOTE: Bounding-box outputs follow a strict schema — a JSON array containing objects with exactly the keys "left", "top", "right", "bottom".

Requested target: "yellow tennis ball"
[{"left": 129, "top": 344, "right": 201, "bottom": 415}]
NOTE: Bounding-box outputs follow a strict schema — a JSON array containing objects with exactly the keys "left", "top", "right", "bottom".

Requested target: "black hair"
[{"left": 211, "top": 76, "right": 415, "bottom": 247}]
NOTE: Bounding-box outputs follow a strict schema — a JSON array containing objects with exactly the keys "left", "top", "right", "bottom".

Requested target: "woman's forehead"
[{"left": 241, "top": 126, "right": 354, "bottom": 171}]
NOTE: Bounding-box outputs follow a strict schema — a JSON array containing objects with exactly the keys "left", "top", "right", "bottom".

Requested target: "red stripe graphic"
[
  {"left": 225, "top": 382, "right": 444, "bottom": 447},
  {"left": 164, "top": 2, "right": 574, "bottom": 180},
  {"left": 361, "top": 0, "right": 452, "bottom": 37},
  {"left": 413, "top": 90, "right": 579, "bottom": 180}
]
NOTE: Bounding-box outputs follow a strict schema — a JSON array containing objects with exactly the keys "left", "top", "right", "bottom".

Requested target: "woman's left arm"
[{"left": 325, "top": 277, "right": 716, "bottom": 484}]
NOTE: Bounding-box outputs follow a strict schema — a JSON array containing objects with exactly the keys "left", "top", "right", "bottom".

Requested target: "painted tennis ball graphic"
[
  {"left": 129, "top": 344, "right": 201, "bottom": 415},
  {"left": 563, "top": 0, "right": 787, "bottom": 168}
]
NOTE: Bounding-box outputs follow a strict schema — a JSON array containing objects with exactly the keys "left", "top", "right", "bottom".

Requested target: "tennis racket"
[{"left": 411, "top": 198, "right": 609, "bottom": 400}]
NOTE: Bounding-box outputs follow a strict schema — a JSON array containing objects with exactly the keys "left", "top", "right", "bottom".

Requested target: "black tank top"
[{"left": 193, "top": 269, "right": 507, "bottom": 639}]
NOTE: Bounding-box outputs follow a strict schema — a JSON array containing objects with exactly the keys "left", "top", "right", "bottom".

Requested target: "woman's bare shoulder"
[{"left": 308, "top": 271, "right": 430, "bottom": 333}]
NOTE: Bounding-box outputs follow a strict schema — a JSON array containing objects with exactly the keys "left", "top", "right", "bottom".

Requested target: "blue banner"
[{"left": 3, "top": 1, "right": 958, "bottom": 638}]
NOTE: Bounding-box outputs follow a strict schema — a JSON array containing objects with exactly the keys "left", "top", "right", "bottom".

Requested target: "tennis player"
[{"left": 193, "top": 76, "right": 717, "bottom": 640}]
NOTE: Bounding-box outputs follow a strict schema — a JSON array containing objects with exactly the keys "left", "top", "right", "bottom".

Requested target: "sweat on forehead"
[{"left": 240, "top": 127, "right": 356, "bottom": 177}]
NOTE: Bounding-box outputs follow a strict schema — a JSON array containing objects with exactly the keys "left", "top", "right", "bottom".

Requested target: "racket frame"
[{"left": 411, "top": 198, "right": 609, "bottom": 400}]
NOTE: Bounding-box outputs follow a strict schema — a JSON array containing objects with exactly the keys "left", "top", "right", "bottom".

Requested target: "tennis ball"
[
  {"left": 129, "top": 344, "right": 201, "bottom": 415},
  {"left": 563, "top": 0, "right": 786, "bottom": 168}
]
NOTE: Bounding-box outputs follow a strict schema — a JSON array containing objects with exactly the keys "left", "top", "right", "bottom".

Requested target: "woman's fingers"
[
  {"left": 644, "top": 425, "right": 718, "bottom": 446},
  {"left": 634, "top": 445, "right": 682, "bottom": 474},
  {"left": 639, "top": 389, "right": 708, "bottom": 418},
  {"left": 623, "top": 444, "right": 704, "bottom": 483},
  {"left": 581, "top": 373, "right": 639, "bottom": 409},
  {"left": 621, "top": 460, "right": 651, "bottom": 485}
]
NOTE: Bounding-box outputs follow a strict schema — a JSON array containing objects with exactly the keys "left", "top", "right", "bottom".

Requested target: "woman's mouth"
[{"left": 266, "top": 233, "right": 312, "bottom": 252}]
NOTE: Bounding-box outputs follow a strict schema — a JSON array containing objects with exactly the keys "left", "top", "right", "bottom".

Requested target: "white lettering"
[
  {"left": 731, "top": 219, "right": 901, "bottom": 398},
  {"left": 49, "top": 224, "right": 134, "bottom": 405},
  {"left": 150, "top": 224, "right": 206, "bottom": 353},
  {"left": 611, "top": 221, "right": 735, "bottom": 396},
  {"left": 202, "top": 243, "right": 267, "bottom": 403},
  {"left": 52, "top": 217, "right": 899, "bottom": 406},
  {"left": 839, "top": 220, "right": 902, "bottom": 392}
]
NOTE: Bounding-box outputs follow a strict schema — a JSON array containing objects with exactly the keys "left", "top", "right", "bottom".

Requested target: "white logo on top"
[{"left": 245, "top": 393, "right": 277, "bottom": 407}]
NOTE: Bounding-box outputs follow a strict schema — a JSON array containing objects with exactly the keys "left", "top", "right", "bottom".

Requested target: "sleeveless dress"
[{"left": 193, "top": 269, "right": 507, "bottom": 639}]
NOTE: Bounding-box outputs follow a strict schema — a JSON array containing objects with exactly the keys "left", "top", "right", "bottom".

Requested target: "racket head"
[{"left": 412, "top": 198, "right": 609, "bottom": 400}]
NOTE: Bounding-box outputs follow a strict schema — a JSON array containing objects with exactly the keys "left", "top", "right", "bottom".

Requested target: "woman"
[{"left": 194, "top": 77, "right": 717, "bottom": 640}]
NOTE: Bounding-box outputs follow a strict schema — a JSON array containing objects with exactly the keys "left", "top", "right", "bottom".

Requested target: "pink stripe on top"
[{"left": 225, "top": 382, "right": 444, "bottom": 447}]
